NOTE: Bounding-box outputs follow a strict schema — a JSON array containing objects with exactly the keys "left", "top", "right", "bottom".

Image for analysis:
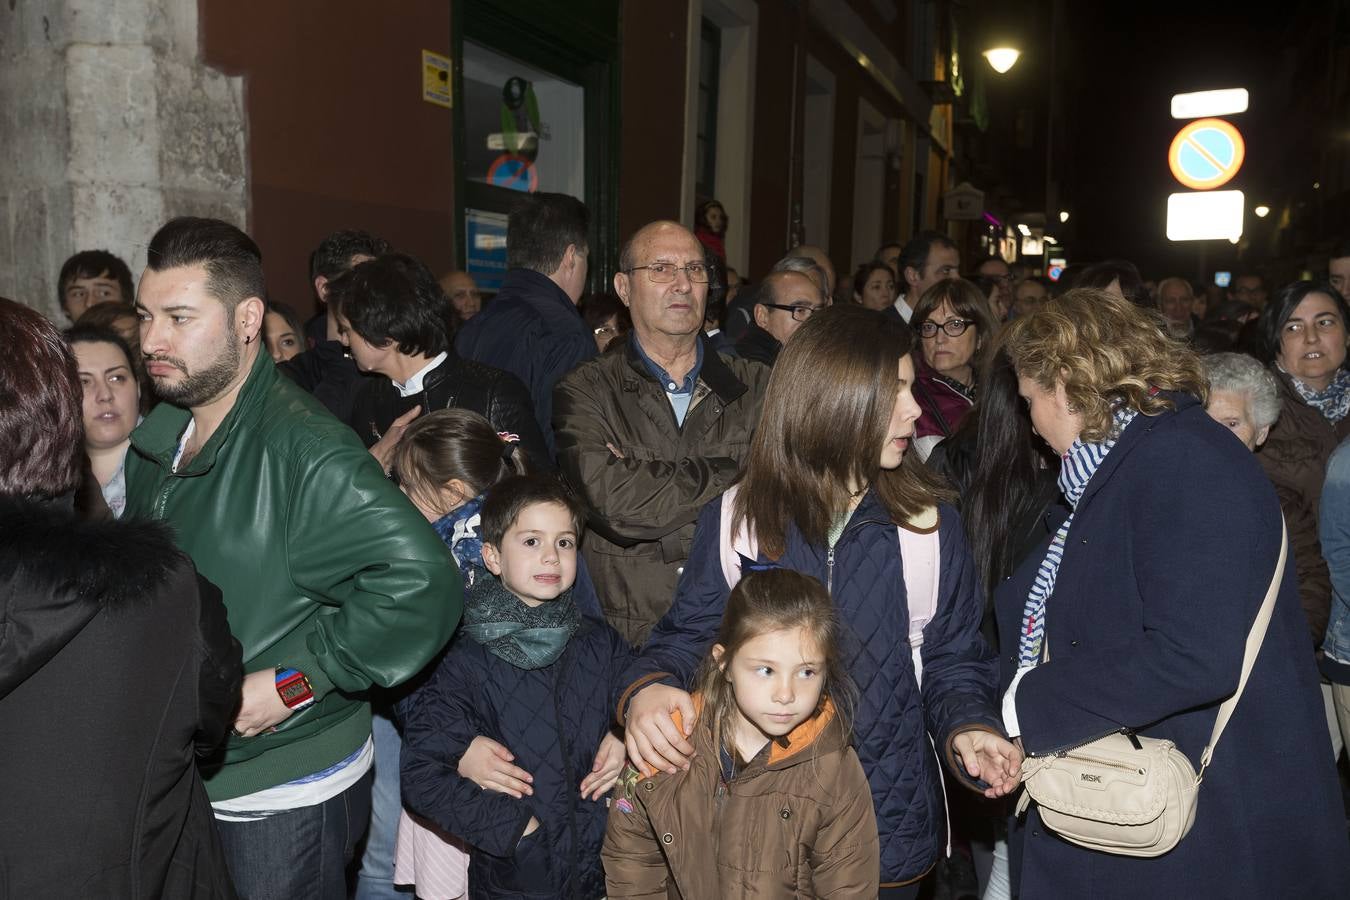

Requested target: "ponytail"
[{"left": 391, "top": 409, "right": 534, "bottom": 518}]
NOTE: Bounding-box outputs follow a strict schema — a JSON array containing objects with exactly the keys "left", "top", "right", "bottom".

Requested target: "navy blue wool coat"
[
  {"left": 399, "top": 617, "right": 634, "bottom": 899},
  {"left": 996, "top": 394, "right": 1350, "bottom": 898},
  {"left": 621, "top": 492, "right": 1005, "bottom": 885}
]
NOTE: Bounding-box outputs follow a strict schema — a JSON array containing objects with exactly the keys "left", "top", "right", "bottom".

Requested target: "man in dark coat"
[
  {"left": 456, "top": 192, "right": 597, "bottom": 457},
  {"left": 732, "top": 269, "right": 824, "bottom": 368},
  {"left": 0, "top": 296, "right": 242, "bottom": 898},
  {"left": 329, "top": 252, "right": 551, "bottom": 472},
  {"left": 554, "top": 221, "right": 769, "bottom": 645}
]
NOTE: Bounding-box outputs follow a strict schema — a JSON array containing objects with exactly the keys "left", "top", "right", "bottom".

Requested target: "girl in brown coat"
[{"left": 603, "top": 569, "right": 879, "bottom": 898}]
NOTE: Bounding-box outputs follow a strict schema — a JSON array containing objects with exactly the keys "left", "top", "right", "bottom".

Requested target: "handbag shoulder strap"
[{"left": 1199, "top": 515, "right": 1287, "bottom": 777}]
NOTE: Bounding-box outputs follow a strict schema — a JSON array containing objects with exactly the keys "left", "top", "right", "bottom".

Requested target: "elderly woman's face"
[
  {"left": 1276, "top": 291, "right": 1349, "bottom": 391},
  {"left": 1206, "top": 389, "right": 1269, "bottom": 450},
  {"left": 1017, "top": 374, "right": 1082, "bottom": 456}
]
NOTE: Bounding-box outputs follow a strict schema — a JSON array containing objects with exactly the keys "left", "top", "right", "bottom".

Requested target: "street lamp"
[
  {"left": 983, "top": 47, "right": 1020, "bottom": 74},
  {"left": 1254, "top": 205, "right": 1270, "bottom": 218}
]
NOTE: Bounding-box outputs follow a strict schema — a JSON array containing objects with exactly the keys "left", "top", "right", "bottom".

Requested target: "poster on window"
[{"left": 465, "top": 209, "right": 509, "bottom": 292}]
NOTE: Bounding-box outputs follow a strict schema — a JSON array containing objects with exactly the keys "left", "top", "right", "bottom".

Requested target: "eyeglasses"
[
  {"left": 594, "top": 325, "right": 618, "bottom": 336},
  {"left": 918, "top": 318, "right": 974, "bottom": 338},
  {"left": 626, "top": 262, "right": 711, "bottom": 284},
  {"left": 763, "top": 303, "right": 822, "bottom": 322}
]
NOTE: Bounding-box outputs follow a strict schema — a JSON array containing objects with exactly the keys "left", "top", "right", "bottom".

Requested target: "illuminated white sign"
[
  {"left": 1170, "top": 89, "right": 1249, "bottom": 120},
  {"left": 1166, "top": 190, "right": 1244, "bottom": 242}
]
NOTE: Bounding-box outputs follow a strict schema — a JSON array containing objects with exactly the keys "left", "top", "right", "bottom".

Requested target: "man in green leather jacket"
[{"left": 126, "top": 217, "right": 461, "bottom": 900}]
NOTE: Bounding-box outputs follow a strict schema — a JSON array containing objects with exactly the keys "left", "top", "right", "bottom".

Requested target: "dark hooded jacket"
[{"left": 0, "top": 498, "right": 243, "bottom": 898}]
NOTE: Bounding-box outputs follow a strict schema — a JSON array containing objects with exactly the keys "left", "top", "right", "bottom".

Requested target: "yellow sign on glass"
[{"left": 422, "top": 50, "right": 452, "bottom": 109}]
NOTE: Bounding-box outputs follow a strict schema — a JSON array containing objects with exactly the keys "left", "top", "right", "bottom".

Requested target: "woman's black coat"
[{"left": 0, "top": 498, "right": 242, "bottom": 898}]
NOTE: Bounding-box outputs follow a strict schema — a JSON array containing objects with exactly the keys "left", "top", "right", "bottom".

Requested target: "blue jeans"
[
  {"left": 355, "top": 710, "right": 412, "bottom": 899},
  {"left": 216, "top": 769, "right": 373, "bottom": 900}
]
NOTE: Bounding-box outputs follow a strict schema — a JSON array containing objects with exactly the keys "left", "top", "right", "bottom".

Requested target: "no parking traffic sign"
[{"left": 1168, "top": 118, "right": 1245, "bottom": 190}]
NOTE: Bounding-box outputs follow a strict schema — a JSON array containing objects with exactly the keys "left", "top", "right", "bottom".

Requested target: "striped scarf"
[
  {"left": 1018, "top": 406, "right": 1139, "bottom": 667},
  {"left": 1282, "top": 363, "right": 1350, "bottom": 425}
]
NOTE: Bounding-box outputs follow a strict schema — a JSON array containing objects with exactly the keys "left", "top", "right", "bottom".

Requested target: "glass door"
[{"left": 454, "top": 0, "right": 619, "bottom": 296}]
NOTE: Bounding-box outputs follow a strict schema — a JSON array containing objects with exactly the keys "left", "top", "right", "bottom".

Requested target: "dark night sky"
[{"left": 1050, "top": 2, "right": 1330, "bottom": 280}]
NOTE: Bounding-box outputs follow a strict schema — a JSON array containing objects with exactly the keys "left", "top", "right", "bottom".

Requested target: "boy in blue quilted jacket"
[{"left": 399, "top": 475, "right": 634, "bottom": 898}]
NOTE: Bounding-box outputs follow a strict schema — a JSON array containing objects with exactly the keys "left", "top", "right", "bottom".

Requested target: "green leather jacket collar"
[{"left": 130, "top": 349, "right": 277, "bottom": 475}]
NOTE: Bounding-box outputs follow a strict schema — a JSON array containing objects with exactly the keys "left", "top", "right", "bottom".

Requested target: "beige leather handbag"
[{"left": 1015, "top": 520, "right": 1287, "bottom": 858}]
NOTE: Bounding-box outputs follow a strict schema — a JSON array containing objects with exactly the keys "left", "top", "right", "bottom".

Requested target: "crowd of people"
[{"left": 2, "top": 189, "right": 1350, "bottom": 900}]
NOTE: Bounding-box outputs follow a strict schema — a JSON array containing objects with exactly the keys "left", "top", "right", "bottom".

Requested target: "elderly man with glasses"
[
  {"left": 553, "top": 220, "right": 770, "bottom": 645},
  {"left": 733, "top": 269, "right": 826, "bottom": 367}
]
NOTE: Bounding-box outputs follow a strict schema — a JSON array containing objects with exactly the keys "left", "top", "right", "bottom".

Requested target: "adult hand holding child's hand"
[{"left": 624, "top": 684, "right": 698, "bottom": 776}]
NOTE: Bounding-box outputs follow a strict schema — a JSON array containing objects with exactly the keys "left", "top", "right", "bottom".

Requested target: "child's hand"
[
  {"left": 580, "top": 733, "right": 626, "bottom": 800},
  {"left": 952, "top": 728, "right": 1024, "bottom": 799},
  {"left": 458, "top": 736, "right": 534, "bottom": 798},
  {"left": 625, "top": 684, "right": 698, "bottom": 776}
]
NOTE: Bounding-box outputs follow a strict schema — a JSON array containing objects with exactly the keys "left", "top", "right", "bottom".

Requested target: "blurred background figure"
[
  {"left": 694, "top": 198, "right": 727, "bottom": 264},
  {"left": 875, "top": 241, "right": 903, "bottom": 281},
  {"left": 1230, "top": 272, "right": 1270, "bottom": 311},
  {"left": 1013, "top": 276, "right": 1050, "bottom": 319},
  {"left": 304, "top": 229, "right": 392, "bottom": 346},
  {"left": 896, "top": 230, "right": 961, "bottom": 323},
  {"left": 263, "top": 301, "right": 305, "bottom": 364},
  {"left": 439, "top": 269, "right": 483, "bottom": 325},
  {"left": 1157, "top": 276, "right": 1199, "bottom": 340},
  {"left": 1077, "top": 258, "right": 1155, "bottom": 309},
  {"left": 76, "top": 299, "right": 143, "bottom": 368},
  {"left": 853, "top": 261, "right": 897, "bottom": 312},
  {"left": 58, "top": 249, "right": 135, "bottom": 324},
  {"left": 971, "top": 274, "right": 1010, "bottom": 322},
  {"left": 579, "top": 292, "right": 630, "bottom": 354},
  {"left": 975, "top": 256, "right": 1014, "bottom": 320}
]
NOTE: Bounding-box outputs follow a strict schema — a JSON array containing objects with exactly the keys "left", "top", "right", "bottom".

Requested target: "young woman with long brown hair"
[{"left": 615, "top": 304, "right": 1020, "bottom": 898}]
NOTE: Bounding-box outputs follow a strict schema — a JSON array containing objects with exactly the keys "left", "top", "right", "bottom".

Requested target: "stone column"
[{"left": 0, "top": 0, "right": 247, "bottom": 321}]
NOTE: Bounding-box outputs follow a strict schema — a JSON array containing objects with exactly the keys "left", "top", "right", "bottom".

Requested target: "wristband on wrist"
[{"left": 275, "top": 666, "right": 315, "bottom": 711}]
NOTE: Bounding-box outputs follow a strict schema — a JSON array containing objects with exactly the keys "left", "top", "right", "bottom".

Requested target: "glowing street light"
[
  {"left": 1254, "top": 205, "right": 1270, "bottom": 218},
  {"left": 983, "top": 47, "right": 1020, "bottom": 74},
  {"left": 1058, "top": 210, "right": 1070, "bottom": 223}
]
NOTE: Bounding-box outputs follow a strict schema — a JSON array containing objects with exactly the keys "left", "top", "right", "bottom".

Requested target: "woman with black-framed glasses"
[{"left": 910, "top": 279, "right": 1000, "bottom": 460}]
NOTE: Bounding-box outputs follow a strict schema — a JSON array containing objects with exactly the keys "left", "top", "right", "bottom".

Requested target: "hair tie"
[{"left": 497, "top": 431, "right": 520, "bottom": 461}]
